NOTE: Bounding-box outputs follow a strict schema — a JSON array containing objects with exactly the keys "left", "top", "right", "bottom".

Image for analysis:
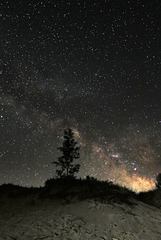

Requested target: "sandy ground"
[{"left": 0, "top": 197, "right": 161, "bottom": 240}]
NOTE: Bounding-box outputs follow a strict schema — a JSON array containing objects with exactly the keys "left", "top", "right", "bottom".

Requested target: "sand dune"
[{"left": 0, "top": 196, "right": 161, "bottom": 240}]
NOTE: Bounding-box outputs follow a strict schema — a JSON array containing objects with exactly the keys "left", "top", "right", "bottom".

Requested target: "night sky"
[{"left": 1, "top": 0, "right": 161, "bottom": 192}]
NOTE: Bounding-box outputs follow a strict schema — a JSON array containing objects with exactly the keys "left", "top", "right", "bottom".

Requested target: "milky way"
[{"left": 1, "top": 0, "right": 161, "bottom": 192}]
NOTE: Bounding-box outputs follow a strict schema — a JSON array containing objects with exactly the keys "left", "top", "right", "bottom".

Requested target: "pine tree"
[{"left": 53, "top": 128, "right": 80, "bottom": 178}]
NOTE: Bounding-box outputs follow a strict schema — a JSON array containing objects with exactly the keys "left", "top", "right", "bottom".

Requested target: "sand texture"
[{"left": 0, "top": 197, "right": 161, "bottom": 240}]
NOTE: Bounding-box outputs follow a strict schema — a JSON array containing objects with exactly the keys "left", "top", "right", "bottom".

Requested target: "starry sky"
[{"left": 1, "top": 0, "right": 161, "bottom": 192}]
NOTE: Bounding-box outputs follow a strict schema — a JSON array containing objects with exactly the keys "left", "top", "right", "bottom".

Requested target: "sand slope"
[{"left": 0, "top": 197, "right": 161, "bottom": 240}]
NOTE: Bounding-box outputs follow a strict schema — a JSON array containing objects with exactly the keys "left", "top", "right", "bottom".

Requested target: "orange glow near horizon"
[
  {"left": 108, "top": 164, "right": 156, "bottom": 193},
  {"left": 117, "top": 173, "right": 156, "bottom": 193},
  {"left": 129, "top": 175, "right": 156, "bottom": 192},
  {"left": 90, "top": 142, "right": 157, "bottom": 193}
]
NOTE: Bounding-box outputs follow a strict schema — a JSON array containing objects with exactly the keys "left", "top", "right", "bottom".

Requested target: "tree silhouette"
[
  {"left": 53, "top": 128, "right": 80, "bottom": 178},
  {"left": 156, "top": 173, "right": 161, "bottom": 189}
]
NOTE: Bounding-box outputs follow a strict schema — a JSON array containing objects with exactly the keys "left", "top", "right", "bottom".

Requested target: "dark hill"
[
  {"left": 138, "top": 188, "right": 161, "bottom": 208},
  {"left": 0, "top": 183, "right": 40, "bottom": 198},
  {"left": 41, "top": 176, "right": 135, "bottom": 205},
  {"left": 0, "top": 177, "right": 160, "bottom": 208}
]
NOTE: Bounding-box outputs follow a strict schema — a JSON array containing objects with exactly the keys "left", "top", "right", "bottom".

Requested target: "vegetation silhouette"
[
  {"left": 42, "top": 176, "right": 135, "bottom": 205},
  {"left": 1, "top": 174, "right": 161, "bottom": 208},
  {"left": 137, "top": 173, "right": 161, "bottom": 208},
  {"left": 156, "top": 173, "right": 161, "bottom": 189},
  {"left": 52, "top": 128, "right": 80, "bottom": 178}
]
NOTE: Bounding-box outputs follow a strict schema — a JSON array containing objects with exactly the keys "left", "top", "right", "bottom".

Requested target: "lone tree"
[
  {"left": 156, "top": 173, "right": 161, "bottom": 189},
  {"left": 53, "top": 128, "right": 80, "bottom": 178}
]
